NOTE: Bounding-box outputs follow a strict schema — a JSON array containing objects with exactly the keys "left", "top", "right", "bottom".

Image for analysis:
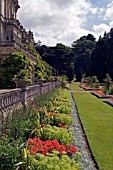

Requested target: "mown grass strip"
[
  {"left": 69, "top": 83, "right": 84, "bottom": 90},
  {"left": 72, "top": 92, "right": 113, "bottom": 170}
]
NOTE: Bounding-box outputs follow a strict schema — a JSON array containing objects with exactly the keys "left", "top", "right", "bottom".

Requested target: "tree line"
[{"left": 35, "top": 28, "right": 113, "bottom": 82}]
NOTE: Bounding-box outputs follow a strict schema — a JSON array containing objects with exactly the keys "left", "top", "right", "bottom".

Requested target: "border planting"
[{"left": 91, "top": 90, "right": 113, "bottom": 98}]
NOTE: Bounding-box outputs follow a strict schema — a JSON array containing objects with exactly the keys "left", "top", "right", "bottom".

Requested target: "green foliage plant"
[
  {"left": 48, "top": 75, "right": 55, "bottom": 81},
  {"left": 91, "top": 76, "right": 99, "bottom": 88},
  {"left": 36, "top": 89, "right": 72, "bottom": 114},
  {"left": 109, "top": 84, "right": 113, "bottom": 95},
  {"left": 44, "top": 112, "right": 72, "bottom": 128},
  {"left": 81, "top": 76, "right": 99, "bottom": 88},
  {"left": 29, "top": 152, "right": 81, "bottom": 170},
  {"left": 31, "top": 152, "right": 81, "bottom": 170},
  {"left": 56, "top": 105, "right": 72, "bottom": 114},
  {"left": 0, "top": 52, "right": 33, "bottom": 87},
  {"left": 52, "top": 113, "right": 72, "bottom": 127},
  {"left": 0, "top": 135, "right": 25, "bottom": 170},
  {"left": 103, "top": 74, "right": 112, "bottom": 94},
  {"left": 40, "top": 125, "right": 73, "bottom": 145},
  {"left": 35, "top": 60, "right": 53, "bottom": 80}
]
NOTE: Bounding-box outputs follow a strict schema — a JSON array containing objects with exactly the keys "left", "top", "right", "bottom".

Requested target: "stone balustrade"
[
  {"left": 0, "top": 42, "right": 37, "bottom": 65},
  {"left": 0, "top": 81, "right": 61, "bottom": 130},
  {"left": 0, "top": 89, "right": 22, "bottom": 130},
  {"left": 0, "top": 89, "right": 22, "bottom": 110}
]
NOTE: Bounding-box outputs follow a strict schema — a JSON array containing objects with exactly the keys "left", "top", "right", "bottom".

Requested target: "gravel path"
[{"left": 70, "top": 92, "right": 97, "bottom": 170}]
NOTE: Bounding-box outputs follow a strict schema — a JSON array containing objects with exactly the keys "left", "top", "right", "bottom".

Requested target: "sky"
[{"left": 18, "top": 0, "right": 113, "bottom": 46}]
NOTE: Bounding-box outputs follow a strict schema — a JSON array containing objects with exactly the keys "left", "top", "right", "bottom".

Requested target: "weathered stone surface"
[{"left": 0, "top": 0, "right": 37, "bottom": 64}]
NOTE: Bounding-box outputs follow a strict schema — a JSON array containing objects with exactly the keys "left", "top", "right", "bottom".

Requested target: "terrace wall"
[{"left": 0, "top": 81, "right": 61, "bottom": 131}]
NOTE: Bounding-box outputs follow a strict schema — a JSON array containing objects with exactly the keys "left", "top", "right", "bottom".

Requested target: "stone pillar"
[
  {"left": 47, "top": 82, "right": 49, "bottom": 91},
  {"left": 0, "top": 58, "right": 2, "bottom": 66},
  {"left": 14, "top": 6, "right": 16, "bottom": 19},
  {"left": 21, "top": 87, "right": 28, "bottom": 106},
  {"left": 4, "top": 0, "right": 6, "bottom": 18},
  {"left": 0, "top": 0, "right": 1, "bottom": 15},
  {"left": 40, "top": 84, "right": 43, "bottom": 95},
  {"left": 9, "top": 3, "right": 11, "bottom": 18},
  {"left": 0, "top": 0, "right": 5, "bottom": 17},
  {"left": 32, "top": 65, "right": 35, "bottom": 85},
  {"left": 7, "top": 1, "right": 9, "bottom": 18}
]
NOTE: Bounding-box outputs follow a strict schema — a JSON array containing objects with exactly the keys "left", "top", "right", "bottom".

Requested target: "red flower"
[
  {"left": 60, "top": 145, "right": 66, "bottom": 151},
  {"left": 28, "top": 138, "right": 78, "bottom": 156},
  {"left": 32, "top": 104, "right": 36, "bottom": 107},
  {"left": 51, "top": 140, "right": 61, "bottom": 149},
  {"left": 67, "top": 145, "right": 78, "bottom": 155},
  {"left": 70, "top": 145, "right": 78, "bottom": 152},
  {"left": 93, "top": 90, "right": 105, "bottom": 96},
  {"left": 40, "top": 124, "right": 44, "bottom": 128},
  {"left": 31, "top": 146, "right": 38, "bottom": 154},
  {"left": 28, "top": 138, "right": 34, "bottom": 145}
]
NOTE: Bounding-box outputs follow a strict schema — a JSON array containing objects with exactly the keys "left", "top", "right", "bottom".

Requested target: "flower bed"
[
  {"left": 104, "top": 98, "right": 113, "bottom": 106},
  {"left": 45, "top": 112, "right": 72, "bottom": 128},
  {"left": 79, "top": 84, "right": 100, "bottom": 91},
  {"left": 28, "top": 138, "right": 78, "bottom": 156},
  {"left": 91, "top": 90, "right": 112, "bottom": 98},
  {"left": 0, "top": 89, "right": 81, "bottom": 170}
]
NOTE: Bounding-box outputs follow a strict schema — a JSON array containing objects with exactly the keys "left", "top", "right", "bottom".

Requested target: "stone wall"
[{"left": 0, "top": 81, "right": 61, "bottom": 131}]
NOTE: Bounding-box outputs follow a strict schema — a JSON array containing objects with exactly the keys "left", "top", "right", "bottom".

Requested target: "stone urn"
[
  {"left": 13, "top": 79, "right": 31, "bottom": 88},
  {"left": 36, "top": 79, "right": 44, "bottom": 86},
  {"left": 48, "top": 76, "right": 55, "bottom": 82},
  {"left": 54, "top": 76, "right": 58, "bottom": 82}
]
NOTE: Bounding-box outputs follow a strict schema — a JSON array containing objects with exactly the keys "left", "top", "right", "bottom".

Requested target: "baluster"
[
  {"left": 13, "top": 92, "right": 16, "bottom": 104},
  {"left": 0, "top": 97, "right": 2, "bottom": 110},
  {"left": 8, "top": 94, "right": 10, "bottom": 106},
  {"left": 10, "top": 93, "right": 13, "bottom": 105},
  {"left": 10, "top": 93, "right": 12, "bottom": 105},
  {"left": 1, "top": 97, "right": 4, "bottom": 109},
  {"left": 3, "top": 96, "right": 6, "bottom": 107}
]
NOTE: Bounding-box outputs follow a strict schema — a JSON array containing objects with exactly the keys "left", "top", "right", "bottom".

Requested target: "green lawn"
[
  {"left": 72, "top": 92, "right": 113, "bottom": 170},
  {"left": 69, "top": 83, "right": 84, "bottom": 90}
]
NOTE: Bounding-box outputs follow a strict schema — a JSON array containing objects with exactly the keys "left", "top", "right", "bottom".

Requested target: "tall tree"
[
  {"left": 36, "top": 43, "right": 74, "bottom": 80},
  {"left": 72, "top": 34, "right": 96, "bottom": 81},
  {"left": 89, "top": 29, "right": 113, "bottom": 81}
]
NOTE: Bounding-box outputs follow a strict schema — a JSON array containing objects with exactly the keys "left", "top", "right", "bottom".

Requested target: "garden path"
[{"left": 70, "top": 91, "right": 97, "bottom": 170}]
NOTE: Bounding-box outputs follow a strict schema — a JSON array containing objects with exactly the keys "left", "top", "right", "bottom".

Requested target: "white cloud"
[
  {"left": 90, "top": 1, "right": 113, "bottom": 40},
  {"left": 90, "top": 7, "right": 98, "bottom": 14},
  {"left": 104, "top": 1, "right": 113, "bottom": 20},
  {"left": 17, "top": 0, "right": 101, "bottom": 46},
  {"left": 92, "top": 22, "right": 113, "bottom": 39},
  {"left": 47, "top": 0, "right": 74, "bottom": 8},
  {"left": 99, "top": 8, "right": 104, "bottom": 14},
  {"left": 93, "top": 23, "right": 109, "bottom": 37},
  {"left": 109, "top": 21, "right": 113, "bottom": 27}
]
